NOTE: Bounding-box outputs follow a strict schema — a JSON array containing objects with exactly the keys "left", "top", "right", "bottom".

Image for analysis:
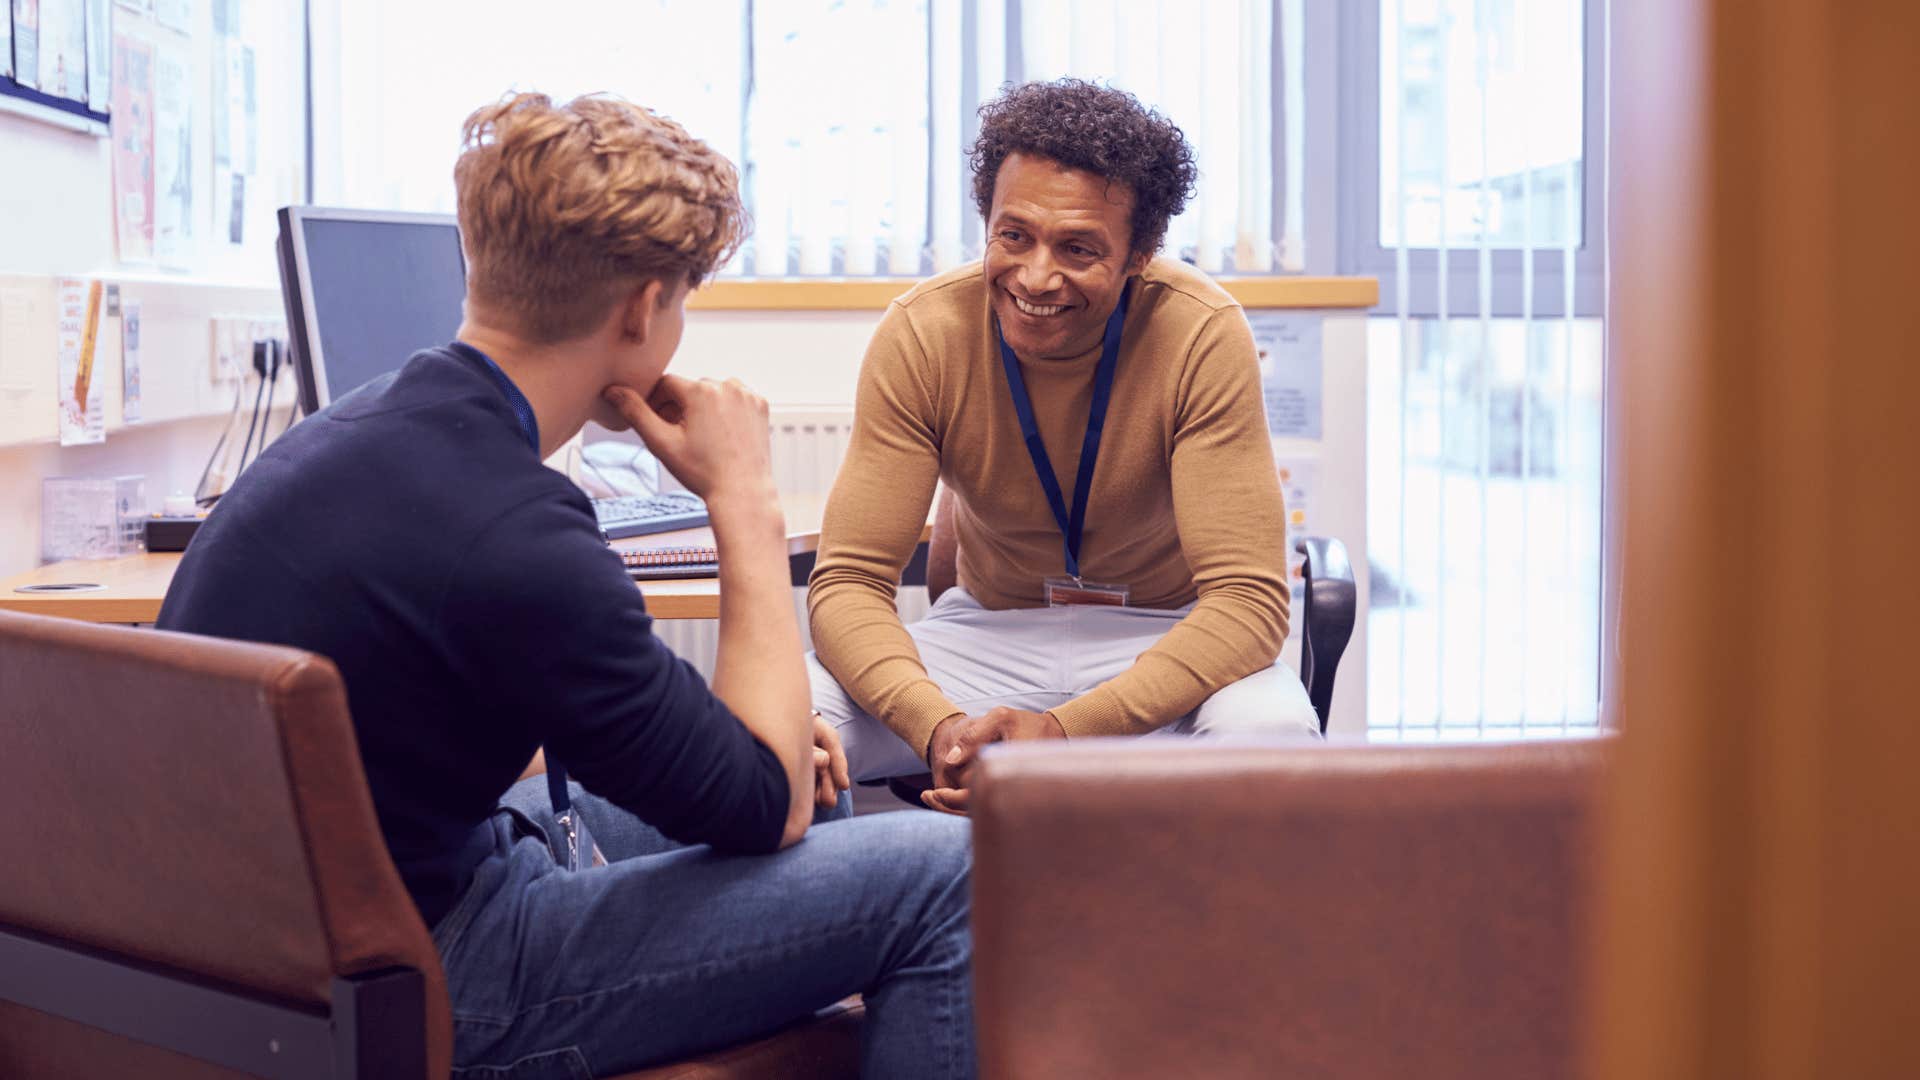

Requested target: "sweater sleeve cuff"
[
  {"left": 1050, "top": 686, "right": 1140, "bottom": 739},
  {"left": 888, "top": 680, "right": 967, "bottom": 764}
]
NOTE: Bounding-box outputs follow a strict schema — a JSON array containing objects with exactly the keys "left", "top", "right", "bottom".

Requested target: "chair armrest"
[
  {"left": 969, "top": 736, "right": 1609, "bottom": 1080},
  {"left": 1295, "top": 535, "right": 1356, "bottom": 731}
]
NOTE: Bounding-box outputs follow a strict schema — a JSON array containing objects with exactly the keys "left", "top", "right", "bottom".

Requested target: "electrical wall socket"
[{"left": 209, "top": 316, "right": 288, "bottom": 383}]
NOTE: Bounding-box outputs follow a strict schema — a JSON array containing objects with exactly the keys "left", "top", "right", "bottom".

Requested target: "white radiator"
[{"left": 652, "top": 407, "right": 931, "bottom": 677}]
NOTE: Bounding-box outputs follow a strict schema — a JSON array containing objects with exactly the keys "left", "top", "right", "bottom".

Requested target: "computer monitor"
[{"left": 276, "top": 206, "right": 468, "bottom": 415}]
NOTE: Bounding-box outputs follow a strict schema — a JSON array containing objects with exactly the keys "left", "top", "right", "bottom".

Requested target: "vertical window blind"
[{"left": 1366, "top": 0, "right": 1604, "bottom": 741}]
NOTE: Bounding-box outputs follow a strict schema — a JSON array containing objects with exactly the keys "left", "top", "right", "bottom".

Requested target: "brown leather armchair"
[
  {"left": 969, "top": 736, "right": 1609, "bottom": 1080},
  {"left": 0, "top": 609, "right": 858, "bottom": 1079}
]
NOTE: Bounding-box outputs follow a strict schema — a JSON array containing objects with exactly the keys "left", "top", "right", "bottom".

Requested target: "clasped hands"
[{"left": 921, "top": 706, "right": 1066, "bottom": 815}]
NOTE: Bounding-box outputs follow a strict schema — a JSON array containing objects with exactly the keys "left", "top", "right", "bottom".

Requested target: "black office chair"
[{"left": 869, "top": 492, "right": 1357, "bottom": 808}]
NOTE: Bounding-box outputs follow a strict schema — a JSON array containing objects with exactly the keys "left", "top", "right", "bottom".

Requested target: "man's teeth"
[{"left": 1013, "top": 296, "right": 1067, "bottom": 317}]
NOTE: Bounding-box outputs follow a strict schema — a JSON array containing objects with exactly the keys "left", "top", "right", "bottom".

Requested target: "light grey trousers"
[{"left": 810, "top": 587, "right": 1321, "bottom": 782}]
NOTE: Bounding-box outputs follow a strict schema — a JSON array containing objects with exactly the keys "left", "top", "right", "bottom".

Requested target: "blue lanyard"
[
  {"left": 995, "top": 282, "right": 1131, "bottom": 580},
  {"left": 452, "top": 342, "right": 577, "bottom": 836}
]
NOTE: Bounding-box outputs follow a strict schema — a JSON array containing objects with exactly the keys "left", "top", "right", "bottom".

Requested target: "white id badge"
[{"left": 1045, "top": 576, "right": 1130, "bottom": 607}]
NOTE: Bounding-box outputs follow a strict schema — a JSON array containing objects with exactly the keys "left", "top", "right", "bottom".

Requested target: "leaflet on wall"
[
  {"left": 1251, "top": 312, "right": 1324, "bottom": 441},
  {"left": 83, "top": 0, "right": 110, "bottom": 112},
  {"left": 153, "top": 42, "right": 193, "bottom": 266},
  {"left": 57, "top": 278, "right": 106, "bottom": 446},
  {"left": 1274, "top": 457, "right": 1318, "bottom": 584},
  {"left": 38, "top": 0, "right": 87, "bottom": 103},
  {"left": 121, "top": 298, "right": 142, "bottom": 423},
  {"left": 209, "top": 0, "right": 255, "bottom": 245},
  {"left": 154, "top": 0, "right": 187, "bottom": 33},
  {"left": 109, "top": 30, "right": 154, "bottom": 261},
  {"left": 12, "top": 0, "right": 41, "bottom": 89}
]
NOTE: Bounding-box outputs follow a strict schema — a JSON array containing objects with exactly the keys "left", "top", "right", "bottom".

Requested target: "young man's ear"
[{"left": 619, "top": 279, "right": 667, "bottom": 344}]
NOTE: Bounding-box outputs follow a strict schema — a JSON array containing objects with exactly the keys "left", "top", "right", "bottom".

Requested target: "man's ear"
[
  {"left": 620, "top": 279, "right": 666, "bottom": 344},
  {"left": 1124, "top": 249, "right": 1152, "bottom": 278}
]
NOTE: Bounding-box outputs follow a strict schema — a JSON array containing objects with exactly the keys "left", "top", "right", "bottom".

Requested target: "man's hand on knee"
[{"left": 922, "top": 706, "right": 1065, "bottom": 815}]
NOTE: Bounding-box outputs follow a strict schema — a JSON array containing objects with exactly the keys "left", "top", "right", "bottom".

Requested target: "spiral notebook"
[{"left": 618, "top": 544, "right": 719, "bottom": 581}]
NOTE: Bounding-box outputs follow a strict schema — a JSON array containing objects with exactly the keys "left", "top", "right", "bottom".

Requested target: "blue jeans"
[{"left": 431, "top": 777, "right": 975, "bottom": 1079}]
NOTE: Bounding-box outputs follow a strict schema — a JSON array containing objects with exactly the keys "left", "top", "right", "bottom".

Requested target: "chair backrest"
[
  {"left": 972, "top": 736, "right": 1609, "bottom": 1079},
  {"left": 0, "top": 609, "right": 450, "bottom": 1079}
]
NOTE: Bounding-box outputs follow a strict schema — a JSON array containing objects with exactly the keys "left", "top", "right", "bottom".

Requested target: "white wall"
[{"left": 0, "top": 0, "right": 304, "bottom": 574}]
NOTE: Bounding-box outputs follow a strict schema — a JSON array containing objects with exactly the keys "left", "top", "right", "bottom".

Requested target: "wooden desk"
[{"left": 0, "top": 497, "right": 912, "bottom": 625}]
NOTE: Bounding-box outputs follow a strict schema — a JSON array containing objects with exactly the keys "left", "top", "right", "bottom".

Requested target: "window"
[
  {"left": 1340, "top": 0, "right": 1602, "bottom": 317},
  {"left": 1348, "top": 0, "right": 1607, "bottom": 740},
  {"left": 309, "top": 0, "right": 1304, "bottom": 276}
]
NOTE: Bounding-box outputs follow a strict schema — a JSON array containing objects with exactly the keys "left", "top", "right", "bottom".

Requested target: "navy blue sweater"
[{"left": 156, "top": 345, "right": 787, "bottom": 926}]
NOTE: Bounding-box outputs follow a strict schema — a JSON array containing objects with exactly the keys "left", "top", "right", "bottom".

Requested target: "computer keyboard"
[
  {"left": 592, "top": 491, "right": 711, "bottom": 539},
  {"left": 625, "top": 560, "right": 719, "bottom": 581}
]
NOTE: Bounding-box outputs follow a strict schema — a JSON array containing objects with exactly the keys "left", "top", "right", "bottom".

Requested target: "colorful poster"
[
  {"left": 152, "top": 42, "right": 193, "bottom": 266},
  {"left": 83, "top": 0, "right": 110, "bottom": 112},
  {"left": 1274, "top": 458, "right": 1318, "bottom": 584},
  {"left": 121, "top": 299, "right": 142, "bottom": 423},
  {"left": 12, "top": 0, "right": 41, "bottom": 90},
  {"left": 109, "top": 31, "right": 154, "bottom": 262},
  {"left": 38, "top": 0, "right": 86, "bottom": 103},
  {"left": 57, "top": 278, "right": 106, "bottom": 446},
  {"left": 1251, "top": 312, "right": 1325, "bottom": 441}
]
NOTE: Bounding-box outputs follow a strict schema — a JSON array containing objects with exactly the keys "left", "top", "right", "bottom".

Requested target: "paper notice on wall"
[
  {"left": 38, "top": 0, "right": 87, "bottom": 102},
  {"left": 57, "top": 279, "right": 106, "bottom": 446},
  {"left": 1275, "top": 458, "right": 1317, "bottom": 583},
  {"left": 154, "top": 0, "right": 188, "bottom": 33},
  {"left": 11, "top": 0, "right": 41, "bottom": 89},
  {"left": 153, "top": 42, "right": 193, "bottom": 266},
  {"left": 110, "top": 31, "right": 154, "bottom": 262},
  {"left": 83, "top": 0, "right": 110, "bottom": 112},
  {"left": 1251, "top": 312, "right": 1324, "bottom": 441},
  {"left": 121, "top": 299, "right": 142, "bottom": 423},
  {"left": 210, "top": 0, "right": 255, "bottom": 246}
]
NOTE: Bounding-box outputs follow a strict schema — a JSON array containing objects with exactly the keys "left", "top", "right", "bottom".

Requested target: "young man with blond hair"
[
  {"left": 158, "top": 93, "right": 974, "bottom": 1078},
  {"left": 809, "top": 80, "right": 1318, "bottom": 811}
]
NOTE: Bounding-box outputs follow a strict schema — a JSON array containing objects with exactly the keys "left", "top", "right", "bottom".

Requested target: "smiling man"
[{"left": 808, "top": 80, "right": 1319, "bottom": 810}]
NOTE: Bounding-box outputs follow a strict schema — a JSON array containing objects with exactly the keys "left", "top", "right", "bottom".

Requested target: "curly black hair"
[{"left": 969, "top": 79, "right": 1198, "bottom": 259}]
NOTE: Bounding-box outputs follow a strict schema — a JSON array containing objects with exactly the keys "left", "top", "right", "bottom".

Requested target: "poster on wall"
[
  {"left": 1, "top": 1, "right": 13, "bottom": 79},
  {"left": 1274, "top": 457, "right": 1318, "bottom": 584},
  {"left": 56, "top": 278, "right": 107, "bottom": 446},
  {"left": 110, "top": 30, "right": 154, "bottom": 262},
  {"left": 83, "top": 0, "right": 110, "bottom": 112},
  {"left": 38, "top": 0, "right": 87, "bottom": 103},
  {"left": 154, "top": 0, "right": 187, "bottom": 35},
  {"left": 12, "top": 0, "right": 42, "bottom": 89},
  {"left": 211, "top": 0, "right": 255, "bottom": 246},
  {"left": 1251, "top": 312, "right": 1325, "bottom": 441},
  {"left": 121, "top": 299, "right": 142, "bottom": 423},
  {"left": 153, "top": 42, "right": 193, "bottom": 267}
]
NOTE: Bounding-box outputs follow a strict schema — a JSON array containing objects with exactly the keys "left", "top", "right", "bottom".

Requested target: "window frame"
[{"left": 1335, "top": 0, "right": 1607, "bottom": 317}]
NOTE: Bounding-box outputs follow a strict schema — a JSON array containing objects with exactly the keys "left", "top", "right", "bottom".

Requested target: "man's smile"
[{"left": 1010, "top": 295, "right": 1072, "bottom": 318}]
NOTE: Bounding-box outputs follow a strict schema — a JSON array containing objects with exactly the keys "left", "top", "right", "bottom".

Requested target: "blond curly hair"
[{"left": 454, "top": 92, "right": 747, "bottom": 343}]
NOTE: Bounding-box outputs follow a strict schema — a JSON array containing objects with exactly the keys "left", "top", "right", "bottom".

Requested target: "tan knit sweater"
[{"left": 807, "top": 256, "right": 1291, "bottom": 758}]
